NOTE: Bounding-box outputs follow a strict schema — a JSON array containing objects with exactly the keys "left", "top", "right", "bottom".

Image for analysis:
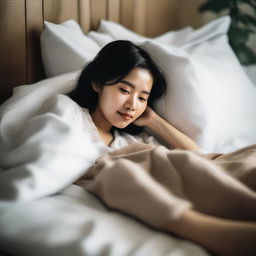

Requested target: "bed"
[{"left": 1, "top": 1, "right": 256, "bottom": 256}]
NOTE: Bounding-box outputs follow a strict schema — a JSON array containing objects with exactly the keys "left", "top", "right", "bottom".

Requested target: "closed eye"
[
  {"left": 119, "top": 88, "right": 129, "bottom": 94},
  {"left": 139, "top": 97, "right": 147, "bottom": 102}
]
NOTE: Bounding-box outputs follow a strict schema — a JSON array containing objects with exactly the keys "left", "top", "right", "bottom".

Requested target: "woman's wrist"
[
  {"left": 145, "top": 112, "right": 200, "bottom": 150},
  {"left": 145, "top": 110, "right": 162, "bottom": 131}
]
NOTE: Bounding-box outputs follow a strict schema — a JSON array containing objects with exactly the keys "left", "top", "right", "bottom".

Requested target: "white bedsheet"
[{"left": 0, "top": 185, "right": 209, "bottom": 256}]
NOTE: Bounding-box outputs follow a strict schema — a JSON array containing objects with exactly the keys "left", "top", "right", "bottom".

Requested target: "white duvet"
[
  {"left": 0, "top": 72, "right": 210, "bottom": 256},
  {"left": 0, "top": 185, "right": 209, "bottom": 256}
]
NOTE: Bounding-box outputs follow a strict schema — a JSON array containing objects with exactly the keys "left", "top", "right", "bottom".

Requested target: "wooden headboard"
[{"left": 0, "top": 0, "right": 205, "bottom": 104}]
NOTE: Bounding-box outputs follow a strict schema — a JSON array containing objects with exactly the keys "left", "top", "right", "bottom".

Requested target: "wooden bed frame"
[{"left": 0, "top": 0, "right": 204, "bottom": 104}]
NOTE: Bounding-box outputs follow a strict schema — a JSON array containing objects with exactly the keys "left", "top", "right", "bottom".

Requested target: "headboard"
[{"left": 0, "top": 0, "right": 204, "bottom": 104}]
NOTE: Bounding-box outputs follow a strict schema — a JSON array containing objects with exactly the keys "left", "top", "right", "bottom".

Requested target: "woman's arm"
[
  {"left": 164, "top": 209, "right": 256, "bottom": 256},
  {"left": 134, "top": 107, "right": 199, "bottom": 150}
]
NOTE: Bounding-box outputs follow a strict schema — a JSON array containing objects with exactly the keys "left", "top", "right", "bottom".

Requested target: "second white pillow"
[
  {"left": 41, "top": 20, "right": 100, "bottom": 77},
  {"left": 141, "top": 19, "right": 256, "bottom": 153}
]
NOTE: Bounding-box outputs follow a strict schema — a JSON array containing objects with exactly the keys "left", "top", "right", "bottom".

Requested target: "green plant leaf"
[
  {"left": 199, "top": 0, "right": 256, "bottom": 65},
  {"left": 228, "top": 25, "right": 253, "bottom": 44},
  {"left": 235, "top": 13, "right": 256, "bottom": 27},
  {"left": 237, "top": 0, "right": 256, "bottom": 9},
  {"left": 231, "top": 43, "right": 256, "bottom": 65},
  {"left": 199, "top": 1, "right": 230, "bottom": 13},
  {"left": 243, "top": 14, "right": 256, "bottom": 26}
]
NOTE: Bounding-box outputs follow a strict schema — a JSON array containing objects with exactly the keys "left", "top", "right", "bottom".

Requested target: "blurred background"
[
  {"left": 0, "top": 0, "right": 255, "bottom": 103},
  {"left": 119, "top": 0, "right": 256, "bottom": 65}
]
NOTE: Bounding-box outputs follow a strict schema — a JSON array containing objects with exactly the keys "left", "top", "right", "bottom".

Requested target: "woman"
[
  {"left": 69, "top": 40, "right": 198, "bottom": 151},
  {"left": 70, "top": 40, "right": 256, "bottom": 256}
]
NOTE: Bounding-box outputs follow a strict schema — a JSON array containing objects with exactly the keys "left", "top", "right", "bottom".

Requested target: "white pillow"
[
  {"left": 154, "top": 27, "right": 193, "bottom": 45},
  {"left": 97, "top": 19, "right": 194, "bottom": 45},
  {"left": 60, "top": 19, "right": 85, "bottom": 34},
  {"left": 97, "top": 17, "right": 233, "bottom": 47},
  {"left": 97, "top": 19, "right": 148, "bottom": 42},
  {"left": 141, "top": 17, "right": 256, "bottom": 153},
  {"left": 41, "top": 20, "right": 100, "bottom": 77},
  {"left": 39, "top": 19, "right": 204, "bottom": 78},
  {"left": 87, "top": 31, "right": 114, "bottom": 47}
]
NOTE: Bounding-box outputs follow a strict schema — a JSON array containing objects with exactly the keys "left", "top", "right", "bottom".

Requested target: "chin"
[{"left": 113, "top": 122, "right": 131, "bottom": 129}]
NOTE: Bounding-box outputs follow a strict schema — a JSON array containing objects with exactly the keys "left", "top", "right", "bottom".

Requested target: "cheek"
[
  {"left": 99, "top": 91, "right": 121, "bottom": 111},
  {"left": 136, "top": 103, "right": 147, "bottom": 117}
]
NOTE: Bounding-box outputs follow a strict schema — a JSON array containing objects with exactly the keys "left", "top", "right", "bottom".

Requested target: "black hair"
[{"left": 69, "top": 40, "right": 166, "bottom": 134}]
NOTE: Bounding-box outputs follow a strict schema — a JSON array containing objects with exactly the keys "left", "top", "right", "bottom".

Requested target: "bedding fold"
[
  {"left": 77, "top": 143, "right": 256, "bottom": 228},
  {"left": 0, "top": 94, "right": 99, "bottom": 202}
]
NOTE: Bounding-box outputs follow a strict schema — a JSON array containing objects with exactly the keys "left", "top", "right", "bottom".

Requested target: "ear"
[{"left": 92, "top": 83, "right": 100, "bottom": 93}]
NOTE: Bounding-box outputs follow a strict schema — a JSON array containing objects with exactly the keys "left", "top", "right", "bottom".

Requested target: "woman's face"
[{"left": 92, "top": 67, "right": 153, "bottom": 130}]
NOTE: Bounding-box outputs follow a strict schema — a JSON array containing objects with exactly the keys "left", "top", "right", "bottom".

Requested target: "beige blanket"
[{"left": 76, "top": 143, "right": 256, "bottom": 228}]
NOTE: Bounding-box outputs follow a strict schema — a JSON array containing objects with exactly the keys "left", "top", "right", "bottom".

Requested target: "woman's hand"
[
  {"left": 134, "top": 107, "right": 200, "bottom": 150},
  {"left": 133, "top": 106, "right": 157, "bottom": 127}
]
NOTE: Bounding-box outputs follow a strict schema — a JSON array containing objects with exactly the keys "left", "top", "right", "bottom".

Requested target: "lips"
[{"left": 117, "top": 111, "right": 133, "bottom": 120}]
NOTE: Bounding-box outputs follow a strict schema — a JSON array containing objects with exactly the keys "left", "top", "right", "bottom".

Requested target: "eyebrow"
[{"left": 119, "top": 80, "right": 150, "bottom": 95}]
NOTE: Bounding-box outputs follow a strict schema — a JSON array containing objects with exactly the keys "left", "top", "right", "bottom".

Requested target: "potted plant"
[{"left": 199, "top": 0, "right": 256, "bottom": 65}]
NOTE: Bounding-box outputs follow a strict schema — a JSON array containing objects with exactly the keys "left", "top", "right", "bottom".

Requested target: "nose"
[{"left": 124, "top": 95, "right": 136, "bottom": 111}]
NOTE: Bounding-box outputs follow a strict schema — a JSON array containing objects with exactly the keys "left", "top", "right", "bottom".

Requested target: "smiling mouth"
[{"left": 117, "top": 112, "right": 133, "bottom": 120}]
